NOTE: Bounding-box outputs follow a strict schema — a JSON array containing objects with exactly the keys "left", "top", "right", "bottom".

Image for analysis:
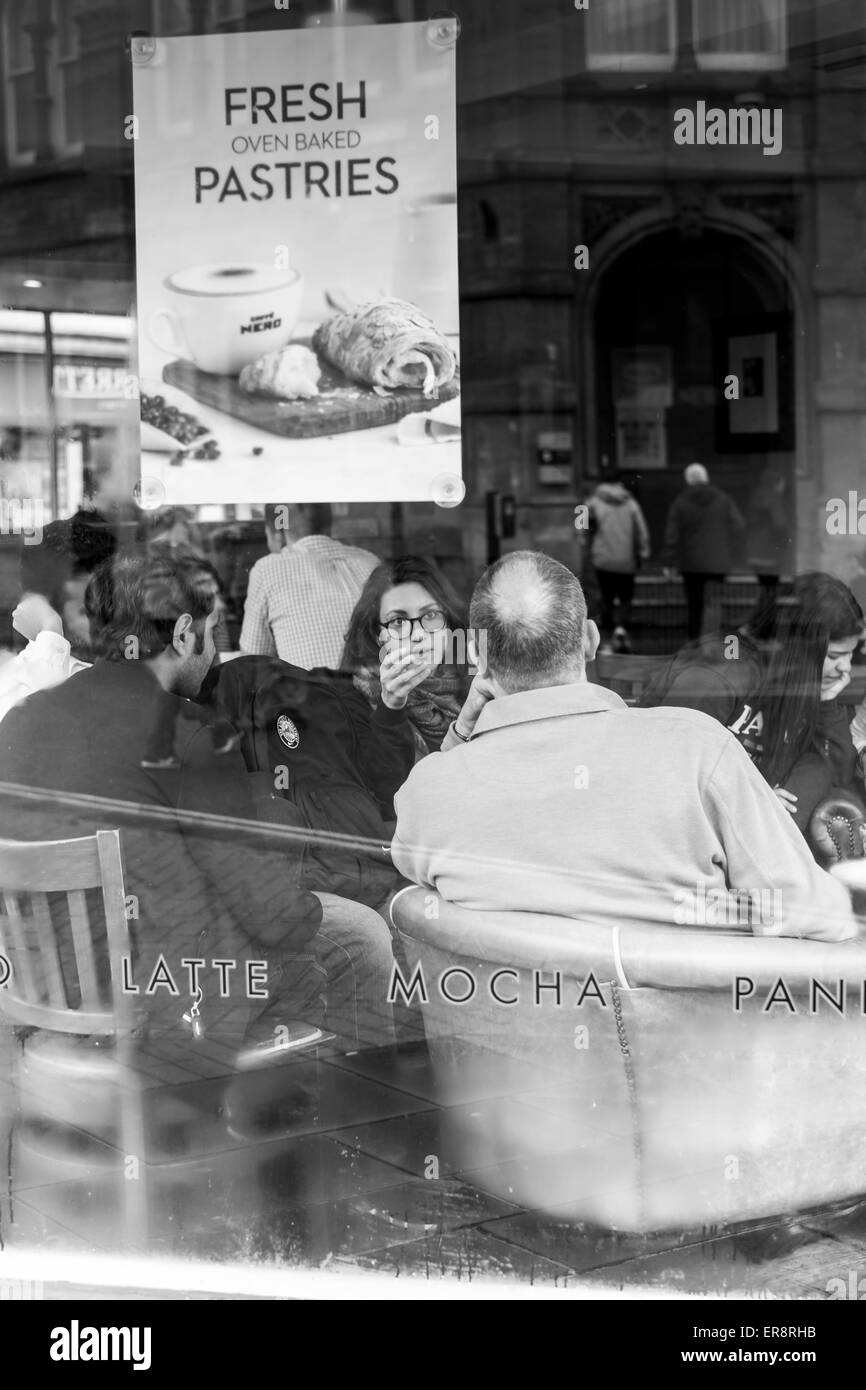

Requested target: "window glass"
[
  {"left": 0, "top": 0, "right": 865, "bottom": 1308},
  {"left": 587, "top": 0, "right": 676, "bottom": 68},
  {"left": 694, "top": 0, "right": 787, "bottom": 66}
]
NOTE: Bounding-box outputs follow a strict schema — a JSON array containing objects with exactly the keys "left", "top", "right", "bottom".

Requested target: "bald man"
[
  {"left": 663, "top": 463, "right": 746, "bottom": 639},
  {"left": 391, "top": 551, "right": 854, "bottom": 942}
]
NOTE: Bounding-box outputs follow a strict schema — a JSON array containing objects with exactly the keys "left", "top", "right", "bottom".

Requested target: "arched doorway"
[{"left": 584, "top": 223, "right": 800, "bottom": 578}]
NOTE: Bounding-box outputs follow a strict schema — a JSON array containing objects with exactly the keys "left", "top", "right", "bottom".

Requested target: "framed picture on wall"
[
  {"left": 612, "top": 346, "right": 673, "bottom": 410},
  {"left": 714, "top": 314, "right": 794, "bottom": 453},
  {"left": 615, "top": 406, "right": 667, "bottom": 470}
]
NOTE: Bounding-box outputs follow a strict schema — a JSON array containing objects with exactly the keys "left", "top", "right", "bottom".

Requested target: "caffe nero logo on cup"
[
  {"left": 243, "top": 311, "right": 282, "bottom": 335},
  {"left": 148, "top": 262, "right": 304, "bottom": 376}
]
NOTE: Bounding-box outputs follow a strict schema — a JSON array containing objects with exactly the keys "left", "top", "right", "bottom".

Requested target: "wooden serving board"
[{"left": 163, "top": 341, "right": 460, "bottom": 440}]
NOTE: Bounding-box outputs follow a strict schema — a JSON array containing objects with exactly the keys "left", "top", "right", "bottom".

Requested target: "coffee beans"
[
  {"left": 141, "top": 394, "right": 221, "bottom": 463},
  {"left": 141, "top": 394, "right": 210, "bottom": 445},
  {"left": 170, "top": 439, "right": 221, "bottom": 465}
]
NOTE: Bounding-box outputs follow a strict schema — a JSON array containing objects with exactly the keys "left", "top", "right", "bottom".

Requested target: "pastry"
[
  {"left": 312, "top": 298, "right": 456, "bottom": 398},
  {"left": 239, "top": 344, "right": 321, "bottom": 399}
]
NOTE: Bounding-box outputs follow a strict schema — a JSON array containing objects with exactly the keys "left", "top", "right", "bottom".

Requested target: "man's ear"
[
  {"left": 172, "top": 612, "right": 194, "bottom": 655},
  {"left": 467, "top": 630, "right": 488, "bottom": 674},
  {"left": 584, "top": 618, "right": 600, "bottom": 665}
]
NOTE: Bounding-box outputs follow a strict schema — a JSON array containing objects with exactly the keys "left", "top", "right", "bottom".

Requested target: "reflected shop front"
[{"left": 1, "top": 0, "right": 866, "bottom": 1306}]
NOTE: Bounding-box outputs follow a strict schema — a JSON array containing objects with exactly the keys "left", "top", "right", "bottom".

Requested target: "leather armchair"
[
  {"left": 391, "top": 884, "right": 866, "bottom": 1233},
  {"left": 809, "top": 790, "right": 866, "bottom": 868}
]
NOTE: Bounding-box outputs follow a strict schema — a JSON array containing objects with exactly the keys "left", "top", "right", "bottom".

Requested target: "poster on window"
[{"left": 131, "top": 21, "right": 460, "bottom": 508}]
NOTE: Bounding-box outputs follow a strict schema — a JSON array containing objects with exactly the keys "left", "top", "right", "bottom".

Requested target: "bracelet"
[{"left": 451, "top": 720, "right": 471, "bottom": 743}]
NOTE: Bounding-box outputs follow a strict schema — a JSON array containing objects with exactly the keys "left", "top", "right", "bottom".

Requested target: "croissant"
[
  {"left": 239, "top": 344, "right": 320, "bottom": 399},
  {"left": 312, "top": 298, "right": 456, "bottom": 398}
]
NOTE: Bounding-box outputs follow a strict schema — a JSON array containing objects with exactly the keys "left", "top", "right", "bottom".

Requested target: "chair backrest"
[
  {"left": 0, "top": 829, "right": 131, "bottom": 1035},
  {"left": 589, "top": 653, "right": 664, "bottom": 704}
]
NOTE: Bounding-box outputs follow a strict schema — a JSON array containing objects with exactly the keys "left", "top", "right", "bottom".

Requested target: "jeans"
[
  {"left": 251, "top": 891, "right": 396, "bottom": 1051},
  {"left": 595, "top": 569, "right": 635, "bottom": 637},
  {"left": 682, "top": 572, "right": 725, "bottom": 641}
]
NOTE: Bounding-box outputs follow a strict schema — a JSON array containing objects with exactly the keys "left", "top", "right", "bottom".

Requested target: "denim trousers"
[{"left": 253, "top": 891, "right": 396, "bottom": 1051}]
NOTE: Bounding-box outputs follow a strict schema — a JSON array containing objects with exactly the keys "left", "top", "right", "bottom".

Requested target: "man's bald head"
[{"left": 469, "top": 551, "right": 589, "bottom": 694}]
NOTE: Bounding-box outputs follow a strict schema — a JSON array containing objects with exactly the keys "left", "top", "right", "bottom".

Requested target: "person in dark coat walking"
[{"left": 663, "top": 463, "right": 746, "bottom": 640}]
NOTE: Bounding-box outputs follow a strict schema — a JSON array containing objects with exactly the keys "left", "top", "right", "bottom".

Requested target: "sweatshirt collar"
[{"left": 473, "top": 680, "right": 627, "bottom": 737}]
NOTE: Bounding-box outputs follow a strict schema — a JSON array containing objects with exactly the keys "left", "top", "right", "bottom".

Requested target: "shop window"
[
  {"left": 152, "top": 0, "right": 193, "bottom": 35},
  {"left": 2, "top": 0, "right": 84, "bottom": 165},
  {"left": 693, "top": 0, "right": 787, "bottom": 69},
  {"left": 0, "top": 309, "right": 53, "bottom": 517},
  {"left": 586, "top": 0, "right": 786, "bottom": 72},
  {"left": 586, "top": 0, "right": 677, "bottom": 72}
]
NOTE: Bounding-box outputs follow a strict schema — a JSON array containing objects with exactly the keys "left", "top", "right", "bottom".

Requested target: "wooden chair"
[{"left": 0, "top": 830, "right": 147, "bottom": 1244}]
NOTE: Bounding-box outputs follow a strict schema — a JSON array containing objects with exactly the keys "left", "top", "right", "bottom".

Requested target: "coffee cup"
[
  {"left": 148, "top": 263, "right": 304, "bottom": 376},
  {"left": 392, "top": 196, "right": 459, "bottom": 335}
]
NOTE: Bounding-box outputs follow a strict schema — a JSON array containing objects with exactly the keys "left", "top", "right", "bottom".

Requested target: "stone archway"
[{"left": 575, "top": 197, "right": 814, "bottom": 571}]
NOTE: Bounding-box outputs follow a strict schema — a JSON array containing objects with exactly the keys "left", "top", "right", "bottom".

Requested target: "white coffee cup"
[
  {"left": 148, "top": 263, "right": 304, "bottom": 376},
  {"left": 392, "top": 196, "right": 459, "bottom": 336}
]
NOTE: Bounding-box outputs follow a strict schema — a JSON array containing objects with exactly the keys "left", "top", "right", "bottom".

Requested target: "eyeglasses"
[{"left": 380, "top": 608, "right": 447, "bottom": 638}]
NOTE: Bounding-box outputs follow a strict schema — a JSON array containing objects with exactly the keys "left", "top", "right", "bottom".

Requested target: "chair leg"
[{"left": 117, "top": 1048, "right": 149, "bottom": 1250}]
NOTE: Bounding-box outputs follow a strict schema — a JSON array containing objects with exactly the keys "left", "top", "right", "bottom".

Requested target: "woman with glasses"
[{"left": 340, "top": 555, "right": 471, "bottom": 757}]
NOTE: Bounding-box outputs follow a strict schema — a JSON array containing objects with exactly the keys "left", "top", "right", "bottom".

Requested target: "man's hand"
[
  {"left": 379, "top": 640, "right": 436, "bottom": 710},
  {"left": 453, "top": 670, "right": 498, "bottom": 740}
]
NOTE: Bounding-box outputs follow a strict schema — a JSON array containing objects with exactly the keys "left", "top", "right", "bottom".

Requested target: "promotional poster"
[{"left": 132, "top": 22, "right": 460, "bottom": 507}]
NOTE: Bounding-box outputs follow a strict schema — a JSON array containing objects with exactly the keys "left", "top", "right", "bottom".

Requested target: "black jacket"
[
  {"left": 0, "top": 658, "right": 323, "bottom": 1039},
  {"left": 200, "top": 656, "right": 416, "bottom": 907},
  {"left": 640, "top": 631, "right": 858, "bottom": 833},
  {"left": 663, "top": 483, "right": 746, "bottom": 574}
]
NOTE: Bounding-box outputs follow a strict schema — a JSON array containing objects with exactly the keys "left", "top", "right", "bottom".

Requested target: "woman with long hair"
[
  {"left": 640, "top": 572, "right": 864, "bottom": 837},
  {"left": 340, "top": 555, "right": 471, "bottom": 757}
]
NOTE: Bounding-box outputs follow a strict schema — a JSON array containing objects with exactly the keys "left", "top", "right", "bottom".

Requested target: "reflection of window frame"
[
  {"left": 145, "top": 0, "right": 195, "bottom": 138},
  {"left": 211, "top": 0, "right": 246, "bottom": 25},
  {"left": 586, "top": 0, "right": 678, "bottom": 72},
  {"left": 54, "top": 1, "right": 83, "bottom": 154},
  {"left": 3, "top": 1, "right": 37, "bottom": 165},
  {"left": 2, "top": 1, "right": 84, "bottom": 166},
  {"left": 694, "top": 0, "right": 787, "bottom": 70}
]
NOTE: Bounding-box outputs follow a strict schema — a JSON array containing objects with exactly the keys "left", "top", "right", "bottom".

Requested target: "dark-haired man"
[
  {"left": 392, "top": 551, "right": 855, "bottom": 942},
  {"left": 240, "top": 503, "right": 379, "bottom": 669},
  {"left": 0, "top": 552, "right": 395, "bottom": 1052}
]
